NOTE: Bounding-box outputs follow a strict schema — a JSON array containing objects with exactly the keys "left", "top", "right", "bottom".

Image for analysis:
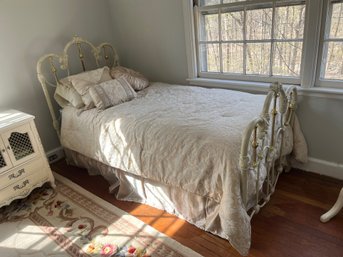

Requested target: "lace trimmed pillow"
[
  {"left": 110, "top": 66, "right": 149, "bottom": 91},
  {"left": 89, "top": 77, "right": 137, "bottom": 110},
  {"left": 68, "top": 66, "right": 112, "bottom": 109}
]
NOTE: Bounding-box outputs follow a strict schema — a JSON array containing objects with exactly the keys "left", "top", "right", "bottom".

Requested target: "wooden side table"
[{"left": 320, "top": 187, "right": 343, "bottom": 222}]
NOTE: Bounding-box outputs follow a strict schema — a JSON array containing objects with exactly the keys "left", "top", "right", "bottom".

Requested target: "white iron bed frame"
[{"left": 37, "top": 36, "right": 297, "bottom": 219}]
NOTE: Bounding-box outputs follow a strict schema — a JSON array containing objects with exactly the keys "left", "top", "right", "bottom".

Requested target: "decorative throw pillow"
[
  {"left": 68, "top": 66, "right": 112, "bottom": 109},
  {"left": 69, "top": 79, "right": 97, "bottom": 109},
  {"left": 54, "top": 78, "right": 84, "bottom": 108},
  {"left": 110, "top": 66, "right": 149, "bottom": 91},
  {"left": 89, "top": 77, "right": 137, "bottom": 110}
]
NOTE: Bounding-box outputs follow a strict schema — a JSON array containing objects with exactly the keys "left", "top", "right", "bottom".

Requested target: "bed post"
[
  {"left": 285, "top": 87, "right": 297, "bottom": 127},
  {"left": 239, "top": 117, "right": 265, "bottom": 209},
  {"left": 37, "top": 54, "right": 62, "bottom": 141},
  {"left": 266, "top": 82, "right": 287, "bottom": 196}
]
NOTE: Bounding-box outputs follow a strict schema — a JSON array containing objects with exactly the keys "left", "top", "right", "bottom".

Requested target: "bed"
[{"left": 37, "top": 36, "right": 307, "bottom": 256}]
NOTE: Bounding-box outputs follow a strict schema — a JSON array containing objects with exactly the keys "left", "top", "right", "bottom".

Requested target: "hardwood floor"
[{"left": 52, "top": 160, "right": 343, "bottom": 257}]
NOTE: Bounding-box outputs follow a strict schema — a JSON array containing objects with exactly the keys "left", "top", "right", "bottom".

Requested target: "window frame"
[
  {"left": 182, "top": 0, "right": 343, "bottom": 94},
  {"left": 315, "top": 0, "right": 343, "bottom": 89},
  {"left": 196, "top": 0, "right": 306, "bottom": 84}
]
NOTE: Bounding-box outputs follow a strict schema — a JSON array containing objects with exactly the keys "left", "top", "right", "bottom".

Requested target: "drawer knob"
[
  {"left": 8, "top": 169, "right": 25, "bottom": 180},
  {"left": 13, "top": 179, "right": 29, "bottom": 191},
  {"left": 1, "top": 149, "right": 5, "bottom": 153}
]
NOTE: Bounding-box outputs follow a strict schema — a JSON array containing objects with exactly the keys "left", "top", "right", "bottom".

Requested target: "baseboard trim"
[
  {"left": 292, "top": 157, "right": 343, "bottom": 180},
  {"left": 46, "top": 146, "right": 65, "bottom": 164}
]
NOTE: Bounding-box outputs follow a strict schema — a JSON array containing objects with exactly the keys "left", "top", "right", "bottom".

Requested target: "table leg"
[{"left": 320, "top": 187, "right": 343, "bottom": 223}]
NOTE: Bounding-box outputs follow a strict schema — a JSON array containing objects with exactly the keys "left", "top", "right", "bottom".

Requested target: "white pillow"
[
  {"left": 89, "top": 77, "right": 137, "bottom": 110},
  {"left": 110, "top": 66, "right": 149, "bottom": 91},
  {"left": 68, "top": 66, "right": 112, "bottom": 109},
  {"left": 54, "top": 78, "right": 84, "bottom": 108}
]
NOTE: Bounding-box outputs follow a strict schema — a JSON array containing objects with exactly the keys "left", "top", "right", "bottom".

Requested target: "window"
[
  {"left": 197, "top": 0, "right": 306, "bottom": 83},
  {"left": 318, "top": 0, "right": 343, "bottom": 87},
  {"left": 183, "top": 0, "right": 343, "bottom": 90}
]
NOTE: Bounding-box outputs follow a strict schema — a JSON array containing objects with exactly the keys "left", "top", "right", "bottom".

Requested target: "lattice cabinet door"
[
  {"left": 0, "top": 137, "right": 13, "bottom": 173},
  {"left": 1, "top": 123, "right": 39, "bottom": 167}
]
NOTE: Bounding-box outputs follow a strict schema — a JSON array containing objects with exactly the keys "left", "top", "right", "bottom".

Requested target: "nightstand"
[{"left": 0, "top": 109, "right": 55, "bottom": 208}]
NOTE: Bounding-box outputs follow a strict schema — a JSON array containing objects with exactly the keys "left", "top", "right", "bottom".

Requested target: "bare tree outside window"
[
  {"left": 197, "top": 0, "right": 306, "bottom": 79},
  {"left": 321, "top": 2, "right": 343, "bottom": 80}
]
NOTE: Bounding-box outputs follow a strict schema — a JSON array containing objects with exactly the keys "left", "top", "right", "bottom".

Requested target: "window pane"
[
  {"left": 246, "top": 43, "right": 271, "bottom": 75},
  {"left": 200, "top": 0, "right": 220, "bottom": 7},
  {"left": 246, "top": 8, "right": 272, "bottom": 40},
  {"left": 321, "top": 42, "right": 343, "bottom": 80},
  {"left": 199, "top": 44, "right": 220, "bottom": 72},
  {"left": 200, "top": 12, "right": 219, "bottom": 41},
  {"left": 273, "top": 42, "right": 302, "bottom": 77},
  {"left": 221, "top": 11, "right": 244, "bottom": 41},
  {"left": 329, "top": 2, "right": 343, "bottom": 39},
  {"left": 222, "top": 43, "right": 244, "bottom": 73},
  {"left": 274, "top": 4, "right": 306, "bottom": 39}
]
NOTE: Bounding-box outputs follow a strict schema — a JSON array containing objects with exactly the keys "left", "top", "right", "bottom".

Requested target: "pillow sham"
[
  {"left": 68, "top": 66, "right": 112, "bottom": 109},
  {"left": 89, "top": 77, "right": 137, "bottom": 110},
  {"left": 54, "top": 78, "right": 84, "bottom": 108},
  {"left": 110, "top": 66, "right": 149, "bottom": 91}
]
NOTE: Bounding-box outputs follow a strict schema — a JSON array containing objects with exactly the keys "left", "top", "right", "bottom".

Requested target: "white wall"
[
  {"left": 297, "top": 96, "right": 343, "bottom": 163},
  {"left": 108, "top": 0, "right": 188, "bottom": 84},
  {"left": 295, "top": 95, "right": 343, "bottom": 179},
  {"left": 109, "top": 0, "right": 343, "bottom": 178},
  {"left": 0, "top": 0, "right": 115, "bottom": 152}
]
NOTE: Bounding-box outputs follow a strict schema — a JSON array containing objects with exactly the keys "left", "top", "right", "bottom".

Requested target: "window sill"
[{"left": 187, "top": 78, "right": 343, "bottom": 100}]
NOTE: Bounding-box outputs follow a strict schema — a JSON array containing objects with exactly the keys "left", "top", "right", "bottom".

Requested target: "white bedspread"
[{"left": 61, "top": 82, "right": 306, "bottom": 255}]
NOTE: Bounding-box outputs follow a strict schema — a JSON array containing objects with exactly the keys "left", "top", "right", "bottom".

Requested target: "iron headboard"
[{"left": 36, "top": 36, "right": 119, "bottom": 140}]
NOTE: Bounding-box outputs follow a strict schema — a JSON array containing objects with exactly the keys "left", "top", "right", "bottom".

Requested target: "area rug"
[{"left": 0, "top": 173, "right": 202, "bottom": 257}]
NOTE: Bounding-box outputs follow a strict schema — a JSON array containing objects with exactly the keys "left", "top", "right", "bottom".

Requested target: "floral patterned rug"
[{"left": 0, "top": 173, "right": 202, "bottom": 257}]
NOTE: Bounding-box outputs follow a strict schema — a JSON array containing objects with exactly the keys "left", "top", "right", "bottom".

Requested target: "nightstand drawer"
[
  {"left": 0, "top": 157, "right": 45, "bottom": 190},
  {"left": 0, "top": 170, "right": 48, "bottom": 205}
]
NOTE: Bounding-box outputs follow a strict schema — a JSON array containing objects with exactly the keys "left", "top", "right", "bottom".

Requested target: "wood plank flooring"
[{"left": 52, "top": 160, "right": 343, "bottom": 257}]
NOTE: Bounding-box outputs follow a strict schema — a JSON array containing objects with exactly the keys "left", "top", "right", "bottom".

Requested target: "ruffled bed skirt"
[{"left": 64, "top": 148, "right": 251, "bottom": 255}]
